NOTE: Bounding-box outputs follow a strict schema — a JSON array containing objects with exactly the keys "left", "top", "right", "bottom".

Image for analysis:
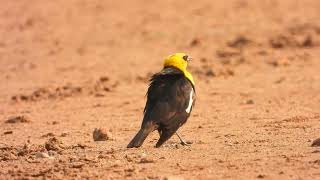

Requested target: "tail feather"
[{"left": 127, "top": 128, "right": 152, "bottom": 148}]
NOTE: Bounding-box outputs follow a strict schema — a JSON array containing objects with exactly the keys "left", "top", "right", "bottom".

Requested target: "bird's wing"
[{"left": 142, "top": 67, "right": 195, "bottom": 128}]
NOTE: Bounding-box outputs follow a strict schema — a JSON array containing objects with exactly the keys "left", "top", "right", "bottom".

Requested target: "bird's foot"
[
  {"left": 180, "top": 140, "right": 192, "bottom": 146},
  {"left": 175, "top": 132, "right": 193, "bottom": 146},
  {"left": 180, "top": 141, "right": 189, "bottom": 146}
]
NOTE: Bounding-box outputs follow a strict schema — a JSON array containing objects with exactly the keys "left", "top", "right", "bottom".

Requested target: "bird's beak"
[{"left": 186, "top": 56, "right": 193, "bottom": 62}]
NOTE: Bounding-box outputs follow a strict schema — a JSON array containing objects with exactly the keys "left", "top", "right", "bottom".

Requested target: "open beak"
[{"left": 186, "top": 56, "right": 193, "bottom": 62}]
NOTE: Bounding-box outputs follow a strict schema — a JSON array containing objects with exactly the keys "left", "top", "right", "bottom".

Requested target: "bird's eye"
[{"left": 183, "top": 55, "right": 189, "bottom": 61}]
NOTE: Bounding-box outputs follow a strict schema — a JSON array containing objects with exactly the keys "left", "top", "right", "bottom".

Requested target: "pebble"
[
  {"left": 35, "top": 152, "right": 51, "bottom": 159},
  {"left": 311, "top": 138, "right": 320, "bottom": 147},
  {"left": 93, "top": 128, "right": 113, "bottom": 141}
]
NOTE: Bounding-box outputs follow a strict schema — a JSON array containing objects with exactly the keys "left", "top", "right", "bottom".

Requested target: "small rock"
[
  {"left": 35, "top": 152, "right": 50, "bottom": 158},
  {"left": 93, "top": 128, "right": 113, "bottom": 141},
  {"left": 311, "top": 138, "right": 320, "bottom": 147},
  {"left": 45, "top": 137, "right": 64, "bottom": 151},
  {"left": 175, "top": 144, "right": 180, "bottom": 149},
  {"left": 71, "top": 162, "right": 84, "bottom": 168},
  {"left": 5, "top": 116, "right": 30, "bottom": 123}
]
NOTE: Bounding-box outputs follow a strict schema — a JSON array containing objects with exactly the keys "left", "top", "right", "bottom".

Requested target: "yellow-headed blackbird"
[{"left": 127, "top": 53, "right": 195, "bottom": 148}]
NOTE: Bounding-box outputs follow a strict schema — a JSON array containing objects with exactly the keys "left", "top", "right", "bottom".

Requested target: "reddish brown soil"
[{"left": 1, "top": 0, "right": 320, "bottom": 179}]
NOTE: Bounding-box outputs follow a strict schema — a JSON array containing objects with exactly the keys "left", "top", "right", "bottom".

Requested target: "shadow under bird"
[{"left": 127, "top": 53, "right": 196, "bottom": 148}]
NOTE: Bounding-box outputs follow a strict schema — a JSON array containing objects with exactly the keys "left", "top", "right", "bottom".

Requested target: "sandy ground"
[{"left": 0, "top": 0, "right": 320, "bottom": 179}]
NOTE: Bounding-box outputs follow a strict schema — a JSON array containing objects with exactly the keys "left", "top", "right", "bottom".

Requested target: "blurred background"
[{"left": 1, "top": 0, "right": 320, "bottom": 179}]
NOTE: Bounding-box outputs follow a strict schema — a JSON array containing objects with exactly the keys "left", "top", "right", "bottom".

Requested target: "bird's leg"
[{"left": 175, "top": 132, "right": 190, "bottom": 146}]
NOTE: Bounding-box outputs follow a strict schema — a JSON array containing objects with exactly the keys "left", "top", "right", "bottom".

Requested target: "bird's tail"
[{"left": 127, "top": 127, "right": 153, "bottom": 148}]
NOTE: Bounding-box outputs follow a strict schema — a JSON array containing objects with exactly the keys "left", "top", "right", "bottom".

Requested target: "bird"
[{"left": 127, "top": 53, "right": 196, "bottom": 148}]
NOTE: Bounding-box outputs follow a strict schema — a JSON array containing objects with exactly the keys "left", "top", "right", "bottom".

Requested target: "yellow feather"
[{"left": 163, "top": 53, "right": 195, "bottom": 85}]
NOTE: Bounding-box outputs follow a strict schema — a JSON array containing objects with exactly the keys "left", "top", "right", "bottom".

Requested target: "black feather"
[{"left": 127, "top": 67, "right": 195, "bottom": 148}]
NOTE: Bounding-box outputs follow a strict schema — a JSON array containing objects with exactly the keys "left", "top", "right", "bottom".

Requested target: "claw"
[{"left": 175, "top": 132, "right": 191, "bottom": 146}]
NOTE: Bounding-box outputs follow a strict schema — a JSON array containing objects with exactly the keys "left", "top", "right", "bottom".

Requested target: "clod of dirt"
[
  {"left": 0, "top": 151, "right": 18, "bottom": 161},
  {"left": 269, "top": 33, "right": 317, "bottom": 49},
  {"left": 41, "top": 132, "right": 55, "bottom": 138},
  {"left": 189, "top": 38, "right": 201, "bottom": 47},
  {"left": 93, "top": 128, "right": 113, "bottom": 141},
  {"left": 257, "top": 174, "right": 265, "bottom": 178},
  {"left": 269, "top": 35, "right": 294, "bottom": 48},
  {"left": 219, "top": 68, "right": 235, "bottom": 77},
  {"left": 227, "top": 36, "right": 252, "bottom": 48},
  {"left": 3, "top": 131, "right": 13, "bottom": 134},
  {"left": 216, "top": 48, "right": 241, "bottom": 58},
  {"left": 275, "top": 77, "right": 286, "bottom": 84},
  {"left": 246, "top": 99, "right": 254, "bottom": 104},
  {"left": 17, "top": 144, "right": 30, "bottom": 156},
  {"left": 60, "top": 132, "right": 69, "bottom": 137},
  {"left": 71, "top": 162, "right": 84, "bottom": 168},
  {"left": 205, "top": 69, "right": 215, "bottom": 77},
  {"left": 301, "top": 35, "right": 314, "bottom": 47},
  {"left": 99, "top": 76, "right": 110, "bottom": 82},
  {"left": 92, "top": 76, "right": 112, "bottom": 94},
  {"left": 72, "top": 143, "right": 91, "bottom": 149},
  {"left": 139, "top": 157, "right": 155, "bottom": 163},
  {"left": 283, "top": 116, "right": 309, "bottom": 123},
  {"left": 11, "top": 85, "right": 82, "bottom": 102},
  {"left": 5, "top": 116, "right": 30, "bottom": 123},
  {"left": 312, "top": 150, "right": 320, "bottom": 153},
  {"left": 44, "top": 137, "right": 64, "bottom": 151},
  {"left": 311, "top": 138, "right": 320, "bottom": 147}
]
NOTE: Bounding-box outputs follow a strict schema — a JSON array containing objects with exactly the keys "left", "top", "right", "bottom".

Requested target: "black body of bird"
[{"left": 127, "top": 66, "right": 195, "bottom": 148}]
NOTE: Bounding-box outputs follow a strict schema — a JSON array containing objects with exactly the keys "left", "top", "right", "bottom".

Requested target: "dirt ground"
[{"left": 0, "top": 0, "right": 320, "bottom": 179}]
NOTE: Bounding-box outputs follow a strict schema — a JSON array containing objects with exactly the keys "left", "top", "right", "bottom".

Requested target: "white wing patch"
[{"left": 185, "top": 90, "right": 194, "bottom": 113}]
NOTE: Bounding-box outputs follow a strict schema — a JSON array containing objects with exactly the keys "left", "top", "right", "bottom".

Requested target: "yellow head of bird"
[
  {"left": 163, "top": 53, "right": 195, "bottom": 85},
  {"left": 163, "top": 53, "right": 192, "bottom": 71}
]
